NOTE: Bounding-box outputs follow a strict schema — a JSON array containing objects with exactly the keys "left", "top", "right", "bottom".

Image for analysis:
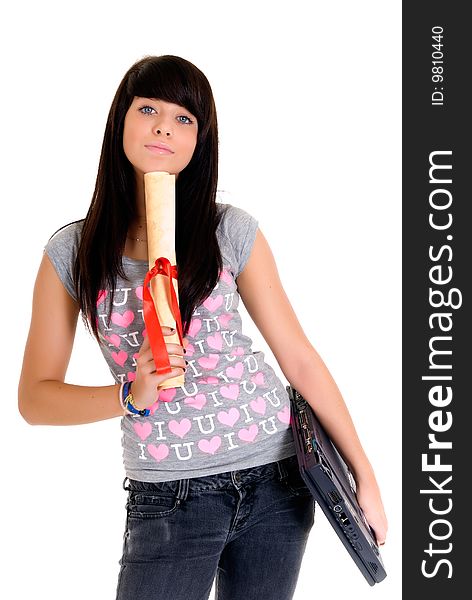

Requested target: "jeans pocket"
[
  {"left": 127, "top": 491, "right": 182, "bottom": 519},
  {"left": 282, "top": 461, "right": 313, "bottom": 498}
]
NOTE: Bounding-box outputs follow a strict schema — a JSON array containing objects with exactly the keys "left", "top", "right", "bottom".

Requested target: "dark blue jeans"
[{"left": 115, "top": 454, "right": 315, "bottom": 600}]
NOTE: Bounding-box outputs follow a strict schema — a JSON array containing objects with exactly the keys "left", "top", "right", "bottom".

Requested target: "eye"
[
  {"left": 177, "top": 115, "right": 194, "bottom": 124},
  {"left": 139, "top": 105, "right": 156, "bottom": 115}
]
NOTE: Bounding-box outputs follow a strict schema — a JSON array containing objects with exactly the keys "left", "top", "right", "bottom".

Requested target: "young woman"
[{"left": 18, "top": 55, "right": 387, "bottom": 600}]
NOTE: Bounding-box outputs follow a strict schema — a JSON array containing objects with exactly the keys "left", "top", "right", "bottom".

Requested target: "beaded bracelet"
[{"left": 122, "top": 381, "right": 151, "bottom": 417}]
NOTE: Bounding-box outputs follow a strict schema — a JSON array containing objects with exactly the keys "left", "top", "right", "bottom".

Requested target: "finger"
[
  {"left": 162, "top": 326, "right": 177, "bottom": 336},
  {"left": 138, "top": 329, "right": 183, "bottom": 369},
  {"left": 169, "top": 359, "right": 187, "bottom": 372},
  {"left": 141, "top": 327, "right": 175, "bottom": 351},
  {"left": 166, "top": 342, "right": 185, "bottom": 356},
  {"left": 149, "top": 365, "right": 185, "bottom": 386},
  {"left": 142, "top": 345, "right": 184, "bottom": 367},
  {"left": 162, "top": 366, "right": 186, "bottom": 380},
  {"left": 136, "top": 352, "right": 156, "bottom": 373},
  {"left": 140, "top": 347, "right": 186, "bottom": 371},
  {"left": 139, "top": 327, "right": 173, "bottom": 354},
  {"left": 139, "top": 333, "right": 151, "bottom": 351},
  {"left": 375, "top": 530, "right": 386, "bottom": 546}
]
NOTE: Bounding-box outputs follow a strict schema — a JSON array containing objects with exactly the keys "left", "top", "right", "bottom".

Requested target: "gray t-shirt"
[{"left": 45, "top": 202, "right": 296, "bottom": 481}]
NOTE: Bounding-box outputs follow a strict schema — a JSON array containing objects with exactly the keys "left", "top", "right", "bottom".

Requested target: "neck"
[{"left": 134, "top": 173, "right": 146, "bottom": 221}]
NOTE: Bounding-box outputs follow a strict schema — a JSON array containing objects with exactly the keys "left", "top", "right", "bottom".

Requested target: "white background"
[{"left": 2, "top": 1, "right": 401, "bottom": 598}]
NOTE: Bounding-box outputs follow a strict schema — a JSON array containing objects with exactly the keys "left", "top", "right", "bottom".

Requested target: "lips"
[{"left": 145, "top": 143, "right": 174, "bottom": 155}]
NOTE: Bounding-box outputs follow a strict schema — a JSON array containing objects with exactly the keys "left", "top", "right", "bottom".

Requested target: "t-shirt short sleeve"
[
  {"left": 217, "top": 203, "right": 259, "bottom": 278},
  {"left": 43, "top": 221, "right": 83, "bottom": 302}
]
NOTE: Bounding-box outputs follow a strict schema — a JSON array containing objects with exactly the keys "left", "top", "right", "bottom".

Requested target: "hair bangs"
[{"left": 127, "top": 55, "right": 211, "bottom": 132}]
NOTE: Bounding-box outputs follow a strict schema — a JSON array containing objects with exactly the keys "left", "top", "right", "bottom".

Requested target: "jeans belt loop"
[
  {"left": 276, "top": 458, "right": 289, "bottom": 481},
  {"left": 176, "top": 477, "right": 189, "bottom": 501}
]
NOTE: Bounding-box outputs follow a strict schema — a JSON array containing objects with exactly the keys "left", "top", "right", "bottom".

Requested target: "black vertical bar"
[{"left": 403, "top": 2, "right": 470, "bottom": 597}]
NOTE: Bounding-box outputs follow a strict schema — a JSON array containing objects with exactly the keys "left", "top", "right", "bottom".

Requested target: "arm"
[
  {"left": 18, "top": 253, "right": 185, "bottom": 425},
  {"left": 236, "top": 228, "right": 388, "bottom": 544}
]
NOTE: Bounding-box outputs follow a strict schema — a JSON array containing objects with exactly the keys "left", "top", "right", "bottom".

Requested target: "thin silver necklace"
[
  {"left": 127, "top": 235, "right": 148, "bottom": 242},
  {"left": 128, "top": 222, "right": 147, "bottom": 242}
]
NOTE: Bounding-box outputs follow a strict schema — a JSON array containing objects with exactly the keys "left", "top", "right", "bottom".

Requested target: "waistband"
[{"left": 122, "top": 454, "right": 299, "bottom": 499}]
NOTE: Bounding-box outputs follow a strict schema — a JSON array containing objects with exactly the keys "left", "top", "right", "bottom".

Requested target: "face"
[{"left": 123, "top": 97, "right": 198, "bottom": 179}]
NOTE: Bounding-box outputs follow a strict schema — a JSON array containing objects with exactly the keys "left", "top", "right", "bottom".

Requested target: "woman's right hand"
[{"left": 131, "top": 326, "right": 187, "bottom": 410}]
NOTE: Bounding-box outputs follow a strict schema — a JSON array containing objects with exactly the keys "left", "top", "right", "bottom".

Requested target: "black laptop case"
[{"left": 287, "top": 385, "right": 387, "bottom": 586}]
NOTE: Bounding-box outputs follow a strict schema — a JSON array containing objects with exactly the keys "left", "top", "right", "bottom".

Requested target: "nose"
[
  {"left": 155, "top": 128, "right": 171, "bottom": 137},
  {"left": 154, "top": 118, "right": 172, "bottom": 137}
]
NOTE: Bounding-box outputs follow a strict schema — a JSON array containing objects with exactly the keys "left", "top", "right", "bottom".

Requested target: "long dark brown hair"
[{"left": 73, "top": 55, "right": 223, "bottom": 341}]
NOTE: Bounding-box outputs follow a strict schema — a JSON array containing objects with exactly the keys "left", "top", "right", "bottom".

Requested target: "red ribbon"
[{"left": 143, "top": 257, "right": 184, "bottom": 375}]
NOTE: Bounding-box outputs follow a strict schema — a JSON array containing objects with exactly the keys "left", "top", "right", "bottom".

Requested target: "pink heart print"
[
  {"left": 168, "top": 418, "right": 192, "bottom": 438},
  {"left": 226, "top": 362, "right": 244, "bottom": 379},
  {"left": 198, "top": 436, "right": 221, "bottom": 454},
  {"left": 159, "top": 388, "right": 177, "bottom": 403},
  {"left": 251, "top": 372, "right": 265, "bottom": 385},
  {"left": 147, "top": 444, "right": 169, "bottom": 462},
  {"left": 185, "top": 343, "right": 195, "bottom": 357},
  {"left": 149, "top": 400, "right": 161, "bottom": 415},
  {"left": 134, "top": 422, "right": 152, "bottom": 441},
  {"left": 104, "top": 334, "right": 121, "bottom": 348},
  {"left": 188, "top": 318, "right": 202, "bottom": 338},
  {"left": 250, "top": 396, "right": 266, "bottom": 415},
  {"left": 230, "top": 347, "right": 244, "bottom": 356},
  {"left": 198, "top": 354, "right": 220, "bottom": 370},
  {"left": 217, "top": 408, "right": 240, "bottom": 427},
  {"left": 238, "top": 424, "right": 259, "bottom": 442},
  {"left": 220, "top": 269, "right": 233, "bottom": 285},
  {"left": 207, "top": 332, "right": 223, "bottom": 351},
  {"left": 97, "top": 290, "right": 108, "bottom": 306},
  {"left": 277, "top": 405, "right": 291, "bottom": 424},
  {"left": 220, "top": 384, "right": 240, "bottom": 400},
  {"left": 135, "top": 286, "right": 144, "bottom": 300},
  {"left": 203, "top": 294, "right": 223, "bottom": 312},
  {"left": 112, "top": 350, "right": 128, "bottom": 367},
  {"left": 184, "top": 393, "right": 207, "bottom": 410},
  {"left": 127, "top": 371, "right": 136, "bottom": 382},
  {"left": 111, "top": 310, "right": 135, "bottom": 328},
  {"left": 197, "top": 376, "right": 219, "bottom": 385},
  {"left": 218, "top": 313, "right": 233, "bottom": 328}
]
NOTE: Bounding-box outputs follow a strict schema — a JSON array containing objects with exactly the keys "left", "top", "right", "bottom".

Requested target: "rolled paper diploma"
[{"left": 144, "top": 171, "right": 185, "bottom": 390}]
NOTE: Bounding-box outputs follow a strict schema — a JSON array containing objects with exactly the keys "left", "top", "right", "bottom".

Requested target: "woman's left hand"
[{"left": 355, "top": 478, "right": 388, "bottom": 547}]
